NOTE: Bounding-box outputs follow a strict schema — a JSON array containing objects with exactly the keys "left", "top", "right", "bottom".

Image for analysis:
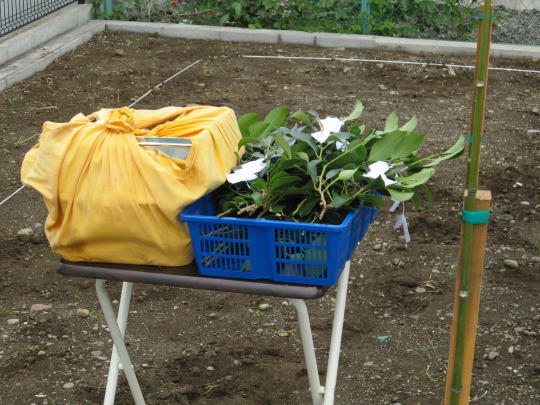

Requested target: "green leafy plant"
[
  {"left": 214, "top": 101, "right": 464, "bottom": 224},
  {"left": 146, "top": 0, "right": 480, "bottom": 41}
]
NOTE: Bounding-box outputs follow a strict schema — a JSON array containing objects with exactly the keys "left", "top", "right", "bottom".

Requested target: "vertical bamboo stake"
[
  {"left": 445, "top": 1, "right": 493, "bottom": 404},
  {"left": 444, "top": 191, "right": 491, "bottom": 405}
]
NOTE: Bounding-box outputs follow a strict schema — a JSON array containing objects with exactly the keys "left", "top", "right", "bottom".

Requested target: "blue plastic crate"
[{"left": 180, "top": 194, "right": 378, "bottom": 286}]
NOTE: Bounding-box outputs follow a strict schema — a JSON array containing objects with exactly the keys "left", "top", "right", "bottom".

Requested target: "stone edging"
[{"left": 1, "top": 18, "right": 539, "bottom": 93}]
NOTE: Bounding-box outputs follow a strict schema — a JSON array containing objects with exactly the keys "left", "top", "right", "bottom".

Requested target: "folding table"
[{"left": 57, "top": 259, "right": 353, "bottom": 405}]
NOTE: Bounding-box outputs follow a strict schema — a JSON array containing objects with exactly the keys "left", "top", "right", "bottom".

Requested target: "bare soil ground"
[{"left": 0, "top": 31, "right": 539, "bottom": 405}]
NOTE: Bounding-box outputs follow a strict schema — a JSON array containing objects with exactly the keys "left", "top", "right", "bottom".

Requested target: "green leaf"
[
  {"left": 307, "top": 159, "right": 320, "bottom": 184},
  {"left": 421, "top": 184, "right": 434, "bottom": 209},
  {"left": 399, "top": 115, "right": 417, "bottom": 133},
  {"left": 290, "top": 110, "right": 313, "bottom": 127},
  {"left": 231, "top": 1, "right": 242, "bottom": 18},
  {"left": 337, "top": 169, "right": 356, "bottom": 181},
  {"left": 251, "top": 191, "right": 263, "bottom": 205},
  {"left": 387, "top": 188, "right": 414, "bottom": 201},
  {"left": 270, "top": 205, "right": 285, "bottom": 214},
  {"left": 280, "top": 186, "right": 314, "bottom": 196},
  {"left": 422, "top": 135, "right": 465, "bottom": 167},
  {"left": 368, "top": 131, "right": 406, "bottom": 161},
  {"left": 289, "top": 130, "right": 318, "bottom": 153},
  {"left": 331, "top": 194, "right": 349, "bottom": 208},
  {"left": 343, "top": 100, "right": 364, "bottom": 122},
  {"left": 325, "top": 168, "right": 341, "bottom": 180},
  {"left": 296, "top": 151, "right": 309, "bottom": 162},
  {"left": 384, "top": 110, "right": 399, "bottom": 132},
  {"left": 360, "top": 193, "right": 384, "bottom": 209},
  {"left": 394, "top": 132, "right": 425, "bottom": 158},
  {"left": 298, "top": 198, "right": 319, "bottom": 218},
  {"left": 238, "top": 137, "right": 259, "bottom": 149},
  {"left": 276, "top": 158, "right": 304, "bottom": 172},
  {"left": 269, "top": 176, "right": 301, "bottom": 193},
  {"left": 249, "top": 122, "right": 271, "bottom": 139},
  {"left": 269, "top": 171, "right": 288, "bottom": 185},
  {"left": 263, "top": 106, "right": 289, "bottom": 128},
  {"left": 398, "top": 168, "right": 435, "bottom": 187},
  {"left": 411, "top": 191, "right": 423, "bottom": 210},
  {"left": 251, "top": 178, "right": 266, "bottom": 191},
  {"left": 237, "top": 113, "right": 260, "bottom": 137},
  {"left": 272, "top": 133, "right": 292, "bottom": 158}
]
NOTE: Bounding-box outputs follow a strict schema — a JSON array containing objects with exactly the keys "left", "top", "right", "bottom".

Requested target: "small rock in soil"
[
  {"left": 206, "top": 366, "right": 215, "bottom": 371},
  {"left": 37, "top": 350, "right": 46, "bottom": 356},
  {"left": 16, "top": 228, "right": 33, "bottom": 242},
  {"left": 177, "top": 385, "right": 193, "bottom": 395},
  {"left": 373, "top": 243, "right": 382, "bottom": 251},
  {"left": 447, "top": 66, "right": 456, "bottom": 76},
  {"left": 415, "top": 287, "right": 426, "bottom": 294},
  {"left": 113, "top": 49, "right": 126, "bottom": 56},
  {"left": 63, "top": 382, "right": 74, "bottom": 389},
  {"left": 391, "top": 258, "right": 401, "bottom": 266},
  {"left": 77, "top": 308, "right": 90, "bottom": 318},
  {"left": 520, "top": 201, "right": 530, "bottom": 206},
  {"left": 259, "top": 303, "right": 270, "bottom": 310},
  {"left": 531, "top": 256, "right": 540, "bottom": 263},
  {"left": 503, "top": 259, "right": 519, "bottom": 269},
  {"left": 7, "top": 319, "right": 19, "bottom": 325},
  {"left": 487, "top": 351, "right": 499, "bottom": 360},
  {"left": 392, "top": 275, "right": 418, "bottom": 287},
  {"left": 363, "top": 361, "right": 374, "bottom": 366},
  {"left": 30, "top": 304, "right": 52, "bottom": 312},
  {"left": 156, "top": 390, "right": 172, "bottom": 400}
]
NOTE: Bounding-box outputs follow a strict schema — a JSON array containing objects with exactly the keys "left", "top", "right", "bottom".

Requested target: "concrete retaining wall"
[{"left": 0, "top": 4, "right": 92, "bottom": 67}]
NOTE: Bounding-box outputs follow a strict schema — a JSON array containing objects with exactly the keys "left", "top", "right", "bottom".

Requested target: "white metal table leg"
[
  {"left": 323, "top": 260, "right": 350, "bottom": 405},
  {"left": 104, "top": 281, "right": 133, "bottom": 405},
  {"left": 96, "top": 279, "right": 146, "bottom": 405},
  {"left": 290, "top": 298, "right": 324, "bottom": 405},
  {"left": 290, "top": 260, "right": 351, "bottom": 405}
]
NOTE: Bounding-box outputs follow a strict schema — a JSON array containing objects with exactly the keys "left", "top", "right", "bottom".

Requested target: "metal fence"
[{"left": 0, "top": 0, "right": 78, "bottom": 37}]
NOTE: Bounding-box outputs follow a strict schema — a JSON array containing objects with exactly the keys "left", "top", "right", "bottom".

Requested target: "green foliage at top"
[
  {"left": 104, "top": 0, "right": 480, "bottom": 40},
  {"left": 214, "top": 102, "right": 464, "bottom": 224}
]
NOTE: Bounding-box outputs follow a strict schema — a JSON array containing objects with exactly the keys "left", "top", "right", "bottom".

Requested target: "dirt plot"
[{"left": 0, "top": 31, "right": 539, "bottom": 404}]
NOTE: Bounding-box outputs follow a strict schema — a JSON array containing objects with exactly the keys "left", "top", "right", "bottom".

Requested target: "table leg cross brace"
[{"left": 95, "top": 261, "right": 351, "bottom": 405}]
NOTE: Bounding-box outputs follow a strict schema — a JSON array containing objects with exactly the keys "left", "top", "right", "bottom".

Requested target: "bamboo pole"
[
  {"left": 444, "top": 190, "right": 491, "bottom": 404},
  {"left": 445, "top": 2, "right": 493, "bottom": 404}
]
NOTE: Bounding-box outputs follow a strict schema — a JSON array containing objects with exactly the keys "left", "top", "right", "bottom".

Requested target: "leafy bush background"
[{"left": 107, "top": 0, "right": 481, "bottom": 41}]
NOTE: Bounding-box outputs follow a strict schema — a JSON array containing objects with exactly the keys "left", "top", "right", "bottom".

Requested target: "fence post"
[{"left": 104, "top": 0, "right": 112, "bottom": 14}]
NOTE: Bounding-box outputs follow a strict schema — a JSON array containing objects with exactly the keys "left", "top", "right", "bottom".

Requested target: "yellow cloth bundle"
[{"left": 21, "top": 106, "right": 241, "bottom": 266}]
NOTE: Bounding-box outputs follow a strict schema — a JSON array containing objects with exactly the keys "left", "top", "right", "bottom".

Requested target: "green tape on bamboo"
[
  {"left": 462, "top": 209, "right": 490, "bottom": 224},
  {"left": 468, "top": 135, "right": 483, "bottom": 143}
]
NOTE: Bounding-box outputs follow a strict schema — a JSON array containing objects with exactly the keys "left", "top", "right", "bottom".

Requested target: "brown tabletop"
[{"left": 57, "top": 261, "right": 327, "bottom": 299}]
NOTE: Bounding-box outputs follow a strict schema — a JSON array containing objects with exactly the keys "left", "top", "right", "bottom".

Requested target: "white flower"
[
  {"left": 226, "top": 158, "right": 266, "bottom": 184},
  {"left": 311, "top": 117, "right": 344, "bottom": 143},
  {"left": 363, "top": 161, "right": 396, "bottom": 186}
]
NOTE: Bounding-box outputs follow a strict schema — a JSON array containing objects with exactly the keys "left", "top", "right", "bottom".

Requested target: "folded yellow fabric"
[{"left": 21, "top": 106, "right": 241, "bottom": 266}]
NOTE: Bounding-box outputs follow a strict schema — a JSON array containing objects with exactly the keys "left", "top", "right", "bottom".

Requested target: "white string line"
[
  {"left": 0, "top": 185, "right": 25, "bottom": 207},
  {"left": 241, "top": 55, "right": 540, "bottom": 74},
  {"left": 0, "top": 59, "right": 202, "bottom": 208},
  {"left": 128, "top": 59, "right": 201, "bottom": 108}
]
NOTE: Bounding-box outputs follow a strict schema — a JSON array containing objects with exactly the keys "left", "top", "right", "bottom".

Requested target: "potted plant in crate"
[{"left": 181, "top": 101, "right": 464, "bottom": 285}]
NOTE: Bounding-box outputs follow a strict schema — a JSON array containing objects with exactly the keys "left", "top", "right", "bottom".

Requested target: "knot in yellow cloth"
[{"left": 101, "top": 107, "right": 135, "bottom": 133}]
